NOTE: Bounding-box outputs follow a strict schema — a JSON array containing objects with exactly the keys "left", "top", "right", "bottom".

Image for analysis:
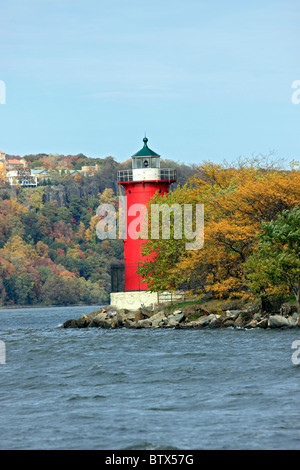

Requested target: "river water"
[{"left": 1, "top": 305, "right": 300, "bottom": 450}]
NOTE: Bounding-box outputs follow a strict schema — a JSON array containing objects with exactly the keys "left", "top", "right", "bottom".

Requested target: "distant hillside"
[{"left": 0, "top": 153, "right": 197, "bottom": 306}]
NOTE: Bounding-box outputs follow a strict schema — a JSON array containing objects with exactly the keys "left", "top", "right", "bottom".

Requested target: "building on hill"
[
  {"left": 6, "top": 169, "right": 38, "bottom": 187},
  {"left": 6, "top": 157, "right": 27, "bottom": 171},
  {"left": 79, "top": 164, "right": 100, "bottom": 176},
  {"left": 31, "top": 169, "right": 50, "bottom": 181}
]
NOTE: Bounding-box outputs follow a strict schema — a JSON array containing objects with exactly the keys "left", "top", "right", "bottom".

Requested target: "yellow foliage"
[
  {"left": 142, "top": 162, "right": 300, "bottom": 298},
  {"left": 85, "top": 215, "right": 101, "bottom": 242}
]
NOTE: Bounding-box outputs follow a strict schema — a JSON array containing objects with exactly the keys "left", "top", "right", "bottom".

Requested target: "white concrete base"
[{"left": 110, "top": 290, "right": 185, "bottom": 311}]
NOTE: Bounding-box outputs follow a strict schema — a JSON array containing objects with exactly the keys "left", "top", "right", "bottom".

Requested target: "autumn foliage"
[
  {"left": 0, "top": 188, "right": 122, "bottom": 306},
  {"left": 138, "top": 159, "right": 300, "bottom": 307}
]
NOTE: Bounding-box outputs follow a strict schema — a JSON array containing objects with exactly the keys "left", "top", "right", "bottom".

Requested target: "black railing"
[{"left": 117, "top": 168, "right": 177, "bottom": 183}]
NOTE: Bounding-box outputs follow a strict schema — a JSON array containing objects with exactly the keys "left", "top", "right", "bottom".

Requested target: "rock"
[
  {"left": 280, "top": 303, "right": 292, "bottom": 316},
  {"left": 280, "top": 303, "right": 298, "bottom": 316},
  {"left": 89, "top": 312, "right": 112, "bottom": 328},
  {"left": 152, "top": 317, "right": 168, "bottom": 327},
  {"left": 76, "top": 315, "right": 91, "bottom": 328},
  {"left": 183, "top": 321, "right": 201, "bottom": 328},
  {"left": 268, "top": 314, "right": 291, "bottom": 328},
  {"left": 134, "top": 312, "right": 145, "bottom": 322},
  {"left": 150, "top": 311, "right": 167, "bottom": 321},
  {"left": 222, "top": 318, "right": 235, "bottom": 328},
  {"left": 117, "top": 308, "right": 129, "bottom": 318},
  {"left": 86, "top": 309, "right": 103, "bottom": 320},
  {"left": 136, "top": 319, "right": 152, "bottom": 328},
  {"left": 118, "top": 309, "right": 136, "bottom": 322},
  {"left": 234, "top": 315, "right": 245, "bottom": 328},
  {"left": 169, "top": 312, "right": 185, "bottom": 323},
  {"left": 246, "top": 300, "right": 262, "bottom": 314},
  {"left": 245, "top": 319, "right": 259, "bottom": 329},
  {"left": 208, "top": 315, "right": 222, "bottom": 328},
  {"left": 234, "top": 312, "right": 253, "bottom": 328},
  {"left": 150, "top": 311, "right": 168, "bottom": 327},
  {"left": 139, "top": 307, "right": 154, "bottom": 318},
  {"left": 198, "top": 314, "right": 217, "bottom": 327},
  {"left": 110, "top": 313, "right": 123, "bottom": 328},
  {"left": 226, "top": 310, "right": 242, "bottom": 319},
  {"left": 288, "top": 313, "right": 299, "bottom": 327},
  {"left": 172, "top": 310, "right": 183, "bottom": 315},
  {"left": 256, "top": 318, "right": 268, "bottom": 329},
  {"left": 253, "top": 313, "right": 262, "bottom": 321},
  {"left": 269, "top": 313, "right": 299, "bottom": 328},
  {"left": 169, "top": 313, "right": 186, "bottom": 325},
  {"left": 62, "top": 319, "right": 79, "bottom": 328}
]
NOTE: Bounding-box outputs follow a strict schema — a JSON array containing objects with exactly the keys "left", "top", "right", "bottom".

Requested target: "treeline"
[
  {"left": 0, "top": 154, "right": 195, "bottom": 306},
  {"left": 138, "top": 157, "right": 300, "bottom": 313},
  {"left": 0, "top": 187, "right": 122, "bottom": 306}
]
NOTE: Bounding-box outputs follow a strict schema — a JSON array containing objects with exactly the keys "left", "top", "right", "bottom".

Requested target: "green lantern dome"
[{"left": 131, "top": 137, "right": 160, "bottom": 158}]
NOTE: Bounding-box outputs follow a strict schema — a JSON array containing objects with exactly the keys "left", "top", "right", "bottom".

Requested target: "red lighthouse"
[{"left": 117, "top": 137, "right": 176, "bottom": 293}]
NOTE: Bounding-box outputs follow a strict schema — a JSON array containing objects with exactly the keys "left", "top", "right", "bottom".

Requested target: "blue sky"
[{"left": 0, "top": 0, "right": 299, "bottom": 165}]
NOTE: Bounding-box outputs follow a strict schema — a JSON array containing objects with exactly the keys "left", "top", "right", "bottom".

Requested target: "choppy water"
[{"left": 1, "top": 305, "right": 300, "bottom": 450}]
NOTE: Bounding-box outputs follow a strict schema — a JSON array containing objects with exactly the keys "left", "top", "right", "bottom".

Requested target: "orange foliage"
[{"left": 140, "top": 163, "right": 300, "bottom": 299}]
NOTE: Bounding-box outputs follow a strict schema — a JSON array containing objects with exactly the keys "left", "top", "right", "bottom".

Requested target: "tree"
[
  {"left": 245, "top": 207, "right": 300, "bottom": 314},
  {"left": 138, "top": 162, "right": 300, "bottom": 299}
]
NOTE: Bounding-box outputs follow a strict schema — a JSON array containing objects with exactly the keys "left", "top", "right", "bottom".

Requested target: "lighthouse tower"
[{"left": 110, "top": 137, "right": 177, "bottom": 310}]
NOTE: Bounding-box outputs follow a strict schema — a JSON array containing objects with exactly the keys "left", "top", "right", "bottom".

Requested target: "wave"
[{"left": 123, "top": 441, "right": 180, "bottom": 450}]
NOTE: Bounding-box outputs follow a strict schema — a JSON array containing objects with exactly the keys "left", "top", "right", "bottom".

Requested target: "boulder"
[
  {"left": 288, "top": 313, "right": 299, "bottom": 327},
  {"left": 89, "top": 312, "right": 112, "bottom": 328},
  {"left": 208, "top": 314, "right": 222, "bottom": 328},
  {"left": 256, "top": 318, "right": 268, "bottom": 329},
  {"left": 151, "top": 311, "right": 168, "bottom": 327},
  {"left": 268, "top": 314, "right": 291, "bottom": 328},
  {"left": 222, "top": 318, "right": 235, "bottom": 328},
  {"left": 246, "top": 300, "right": 262, "bottom": 314},
  {"left": 168, "top": 313, "right": 186, "bottom": 326},
  {"left": 62, "top": 319, "right": 79, "bottom": 328},
  {"left": 172, "top": 310, "right": 183, "bottom": 315},
  {"left": 280, "top": 303, "right": 298, "bottom": 316},
  {"left": 226, "top": 310, "right": 243, "bottom": 319},
  {"left": 76, "top": 315, "right": 91, "bottom": 328},
  {"left": 245, "top": 319, "right": 259, "bottom": 329},
  {"left": 198, "top": 313, "right": 217, "bottom": 327},
  {"left": 234, "top": 312, "right": 253, "bottom": 328},
  {"left": 135, "top": 319, "right": 152, "bottom": 328},
  {"left": 134, "top": 312, "right": 145, "bottom": 322},
  {"left": 110, "top": 313, "right": 123, "bottom": 328}
]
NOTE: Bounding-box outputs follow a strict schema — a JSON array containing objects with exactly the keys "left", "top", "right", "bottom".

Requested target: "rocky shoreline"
[{"left": 62, "top": 301, "right": 300, "bottom": 330}]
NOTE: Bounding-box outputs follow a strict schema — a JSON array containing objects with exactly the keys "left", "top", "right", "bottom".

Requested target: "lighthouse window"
[
  {"left": 132, "top": 158, "right": 142, "bottom": 169},
  {"left": 151, "top": 157, "right": 160, "bottom": 168},
  {"left": 143, "top": 159, "right": 149, "bottom": 167}
]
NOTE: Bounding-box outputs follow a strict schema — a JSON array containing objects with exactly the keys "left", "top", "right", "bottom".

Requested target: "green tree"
[{"left": 245, "top": 207, "right": 300, "bottom": 313}]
